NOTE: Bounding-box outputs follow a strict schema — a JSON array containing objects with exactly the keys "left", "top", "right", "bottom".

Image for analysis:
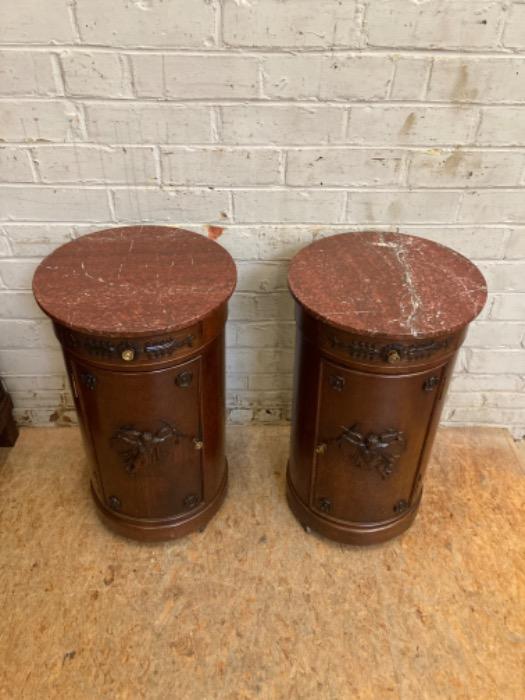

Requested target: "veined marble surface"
[
  {"left": 32, "top": 226, "right": 237, "bottom": 337},
  {"left": 288, "top": 232, "right": 487, "bottom": 340}
]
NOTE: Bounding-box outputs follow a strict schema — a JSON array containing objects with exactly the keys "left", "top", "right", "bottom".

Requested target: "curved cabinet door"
[
  {"left": 70, "top": 357, "right": 203, "bottom": 520},
  {"left": 312, "top": 359, "right": 446, "bottom": 524}
]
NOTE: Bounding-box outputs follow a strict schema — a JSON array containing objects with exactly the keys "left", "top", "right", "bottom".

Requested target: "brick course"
[{"left": 0, "top": 0, "right": 523, "bottom": 437}]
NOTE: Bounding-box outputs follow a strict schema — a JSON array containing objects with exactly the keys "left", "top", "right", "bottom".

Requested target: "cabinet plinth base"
[
  {"left": 286, "top": 468, "right": 421, "bottom": 546},
  {"left": 91, "top": 463, "right": 228, "bottom": 542}
]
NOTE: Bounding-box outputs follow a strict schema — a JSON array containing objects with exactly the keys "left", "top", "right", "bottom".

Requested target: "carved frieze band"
[
  {"left": 57, "top": 327, "right": 194, "bottom": 361},
  {"left": 329, "top": 335, "right": 449, "bottom": 363}
]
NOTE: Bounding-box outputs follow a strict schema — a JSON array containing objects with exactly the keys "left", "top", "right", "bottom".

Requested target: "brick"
[
  {"left": 477, "top": 108, "right": 525, "bottom": 146},
  {"left": 445, "top": 392, "right": 484, "bottom": 408},
  {"left": 366, "top": 1, "right": 503, "bottom": 50},
  {"left": 505, "top": 230, "right": 525, "bottom": 259},
  {"left": 0, "top": 187, "right": 111, "bottom": 222},
  {"left": 161, "top": 148, "right": 280, "bottom": 187},
  {"left": 483, "top": 393, "right": 525, "bottom": 409},
  {"left": 221, "top": 105, "right": 345, "bottom": 145},
  {"left": 262, "top": 55, "right": 392, "bottom": 100},
  {"left": 390, "top": 57, "right": 431, "bottom": 100},
  {"left": 1, "top": 375, "right": 67, "bottom": 393},
  {"left": 132, "top": 55, "right": 259, "bottom": 99},
  {"left": 2, "top": 0, "right": 75, "bottom": 43},
  {"left": 465, "top": 322, "right": 525, "bottom": 347},
  {"left": 227, "top": 390, "right": 290, "bottom": 410},
  {"left": 113, "top": 188, "right": 229, "bottom": 223},
  {"left": 345, "top": 191, "right": 460, "bottom": 224},
  {"left": 236, "top": 263, "right": 288, "bottom": 293},
  {"left": 0, "top": 148, "right": 34, "bottom": 183},
  {"left": 233, "top": 190, "right": 344, "bottom": 224},
  {"left": 459, "top": 191, "right": 525, "bottom": 224},
  {"left": 0, "top": 101, "right": 83, "bottom": 142},
  {"left": 254, "top": 407, "right": 287, "bottom": 423},
  {"left": 60, "top": 51, "right": 132, "bottom": 98},
  {"left": 0, "top": 291, "right": 44, "bottom": 319},
  {"left": 215, "top": 226, "right": 315, "bottom": 262},
  {"left": 10, "top": 390, "right": 70, "bottom": 410},
  {"left": 227, "top": 409, "right": 254, "bottom": 424},
  {"left": 76, "top": 0, "right": 216, "bottom": 48},
  {"left": 0, "top": 349, "right": 65, "bottom": 374},
  {"left": 347, "top": 106, "right": 478, "bottom": 146},
  {"left": 234, "top": 322, "right": 294, "bottom": 349},
  {"left": 0, "top": 260, "right": 38, "bottom": 290},
  {"left": 225, "top": 374, "right": 249, "bottom": 392},
  {"left": 467, "top": 349, "right": 525, "bottom": 374},
  {"left": 35, "top": 146, "right": 157, "bottom": 184},
  {"left": 428, "top": 58, "right": 525, "bottom": 103},
  {"left": 228, "top": 292, "right": 294, "bottom": 322},
  {"left": 445, "top": 407, "right": 525, "bottom": 427},
  {"left": 407, "top": 149, "right": 524, "bottom": 187},
  {"left": 503, "top": 3, "right": 525, "bottom": 48},
  {"left": 248, "top": 374, "right": 294, "bottom": 391},
  {"left": 3, "top": 224, "right": 76, "bottom": 256},
  {"left": 12, "top": 407, "right": 78, "bottom": 426},
  {"left": 223, "top": 0, "right": 360, "bottom": 48},
  {"left": 286, "top": 148, "right": 403, "bottom": 186},
  {"left": 226, "top": 348, "right": 294, "bottom": 374},
  {"left": 256, "top": 227, "right": 317, "bottom": 260},
  {"left": 490, "top": 294, "right": 525, "bottom": 321},
  {"left": 450, "top": 373, "right": 524, "bottom": 392},
  {"left": 0, "top": 320, "right": 58, "bottom": 348},
  {"left": 216, "top": 228, "right": 259, "bottom": 261},
  {"left": 405, "top": 228, "right": 508, "bottom": 260},
  {"left": 85, "top": 103, "right": 212, "bottom": 144},
  {"left": 0, "top": 236, "right": 11, "bottom": 256},
  {"left": 478, "top": 262, "right": 525, "bottom": 292},
  {"left": 0, "top": 52, "right": 57, "bottom": 96}
]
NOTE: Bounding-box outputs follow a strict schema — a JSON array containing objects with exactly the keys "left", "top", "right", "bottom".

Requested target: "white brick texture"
[{"left": 0, "top": 0, "right": 523, "bottom": 437}]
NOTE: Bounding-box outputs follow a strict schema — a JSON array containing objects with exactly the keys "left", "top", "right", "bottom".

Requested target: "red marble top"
[
  {"left": 33, "top": 226, "right": 237, "bottom": 337},
  {"left": 288, "top": 232, "right": 487, "bottom": 339}
]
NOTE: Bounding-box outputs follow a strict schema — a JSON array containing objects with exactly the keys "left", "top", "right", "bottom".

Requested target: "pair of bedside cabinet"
[{"left": 32, "top": 226, "right": 487, "bottom": 545}]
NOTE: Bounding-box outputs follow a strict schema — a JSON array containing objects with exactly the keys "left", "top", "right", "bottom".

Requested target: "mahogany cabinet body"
[
  {"left": 287, "top": 306, "right": 465, "bottom": 545},
  {"left": 32, "top": 226, "right": 236, "bottom": 542},
  {"left": 56, "top": 307, "right": 228, "bottom": 542},
  {"left": 286, "top": 231, "right": 487, "bottom": 546}
]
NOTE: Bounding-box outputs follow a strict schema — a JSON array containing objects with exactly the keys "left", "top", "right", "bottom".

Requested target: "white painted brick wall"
[{"left": 0, "top": 0, "right": 524, "bottom": 438}]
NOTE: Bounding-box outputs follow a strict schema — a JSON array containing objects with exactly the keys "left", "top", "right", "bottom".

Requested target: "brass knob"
[
  {"left": 387, "top": 349, "right": 401, "bottom": 364},
  {"left": 315, "top": 443, "right": 327, "bottom": 455},
  {"left": 121, "top": 348, "right": 135, "bottom": 362},
  {"left": 193, "top": 439, "right": 204, "bottom": 450}
]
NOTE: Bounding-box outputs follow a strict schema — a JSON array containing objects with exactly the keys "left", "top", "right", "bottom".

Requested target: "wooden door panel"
[
  {"left": 71, "top": 357, "right": 202, "bottom": 520},
  {"left": 313, "top": 360, "right": 445, "bottom": 523}
]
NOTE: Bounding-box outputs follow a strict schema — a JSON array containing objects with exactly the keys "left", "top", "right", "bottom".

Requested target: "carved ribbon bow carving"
[
  {"left": 111, "top": 421, "right": 186, "bottom": 474},
  {"left": 334, "top": 424, "right": 406, "bottom": 480}
]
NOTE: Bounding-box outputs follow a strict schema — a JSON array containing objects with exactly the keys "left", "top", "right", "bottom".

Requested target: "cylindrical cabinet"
[
  {"left": 33, "top": 226, "right": 236, "bottom": 542},
  {"left": 287, "top": 232, "right": 487, "bottom": 545}
]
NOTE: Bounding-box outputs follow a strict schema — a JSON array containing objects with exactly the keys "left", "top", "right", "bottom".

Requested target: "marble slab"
[
  {"left": 32, "top": 226, "right": 237, "bottom": 337},
  {"left": 288, "top": 232, "right": 487, "bottom": 339}
]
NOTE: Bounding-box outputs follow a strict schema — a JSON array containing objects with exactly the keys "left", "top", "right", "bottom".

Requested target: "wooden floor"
[{"left": 0, "top": 426, "right": 523, "bottom": 699}]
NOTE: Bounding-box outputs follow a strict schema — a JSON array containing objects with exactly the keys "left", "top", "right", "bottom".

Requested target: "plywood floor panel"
[{"left": 0, "top": 426, "right": 523, "bottom": 699}]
